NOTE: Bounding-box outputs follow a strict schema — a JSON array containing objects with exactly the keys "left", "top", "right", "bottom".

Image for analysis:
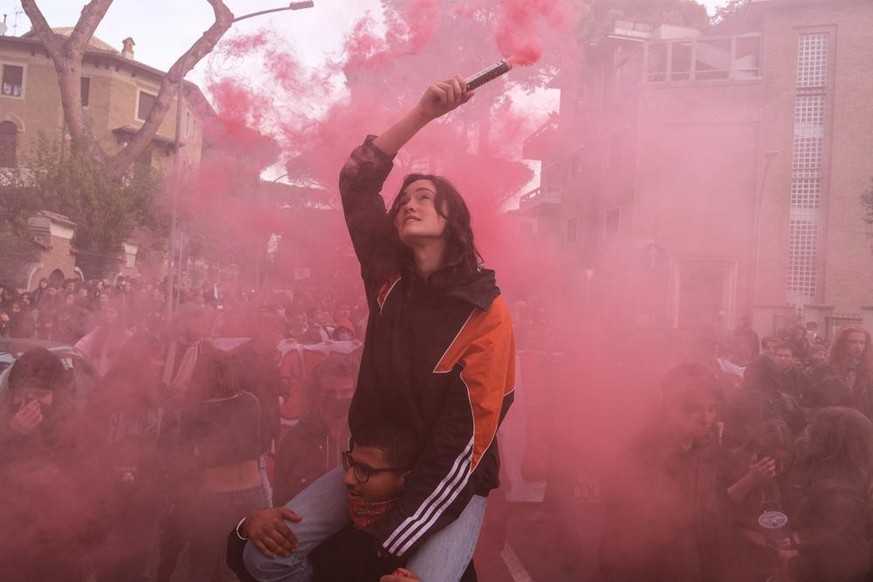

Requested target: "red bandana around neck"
[{"left": 347, "top": 492, "right": 399, "bottom": 533}]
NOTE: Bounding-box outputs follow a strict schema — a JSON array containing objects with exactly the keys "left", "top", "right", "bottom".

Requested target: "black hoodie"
[{"left": 338, "top": 137, "right": 516, "bottom": 558}]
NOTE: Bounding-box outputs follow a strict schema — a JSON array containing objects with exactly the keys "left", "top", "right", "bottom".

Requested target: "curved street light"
[
  {"left": 166, "top": 1, "right": 316, "bottom": 316},
  {"left": 233, "top": 2, "right": 315, "bottom": 23}
]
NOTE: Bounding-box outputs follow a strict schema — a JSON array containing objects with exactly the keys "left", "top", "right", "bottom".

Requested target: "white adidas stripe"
[
  {"left": 394, "top": 454, "right": 473, "bottom": 556},
  {"left": 384, "top": 439, "right": 474, "bottom": 554},
  {"left": 387, "top": 449, "right": 473, "bottom": 555}
]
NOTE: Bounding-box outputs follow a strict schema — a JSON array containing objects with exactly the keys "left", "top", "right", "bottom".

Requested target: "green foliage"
[
  {"left": 713, "top": 0, "right": 751, "bottom": 23},
  {"left": 591, "top": 0, "right": 709, "bottom": 29},
  {"left": 0, "top": 133, "right": 165, "bottom": 253}
]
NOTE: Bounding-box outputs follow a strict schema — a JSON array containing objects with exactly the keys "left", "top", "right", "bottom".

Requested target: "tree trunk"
[
  {"left": 109, "top": 0, "right": 234, "bottom": 176},
  {"left": 21, "top": 0, "right": 235, "bottom": 178},
  {"left": 22, "top": 0, "right": 113, "bottom": 164}
]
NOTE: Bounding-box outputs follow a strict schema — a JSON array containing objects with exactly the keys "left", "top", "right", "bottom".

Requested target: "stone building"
[
  {"left": 0, "top": 27, "right": 211, "bottom": 171},
  {"left": 520, "top": 0, "right": 873, "bottom": 336},
  {"left": 0, "top": 27, "right": 213, "bottom": 288},
  {"left": 0, "top": 211, "right": 78, "bottom": 290}
]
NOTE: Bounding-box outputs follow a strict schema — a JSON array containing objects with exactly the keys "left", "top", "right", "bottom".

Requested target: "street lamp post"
[
  {"left": 165, "top": 1, "right": 315, "bottom": 318},
  {"left": 232, "top": 1, "right": 315, "bottom": 23},
  {"left": 749, "top": 150, "right": 779, "bottom": 320}
]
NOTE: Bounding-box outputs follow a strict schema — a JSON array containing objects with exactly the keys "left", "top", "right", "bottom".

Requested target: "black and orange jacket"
[{"left": 339, "top": 136, "right": 515, "bottom": 558}]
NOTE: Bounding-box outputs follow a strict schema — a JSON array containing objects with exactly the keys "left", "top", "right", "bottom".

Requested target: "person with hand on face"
[
  {"left": 723, "top": 421, "right": 797, "bottom": 582},
  {"left": 243, "top": 76, "right": 514, "bottom": 582},
  {"left": 8, "top": 385, "right": 45, "bottom": 434},
  {"left": 1, "top": 347, "right": 73, "bottom": 444},
  {"left": 0, "top": 348, "right": 89, "bottom": 582}
]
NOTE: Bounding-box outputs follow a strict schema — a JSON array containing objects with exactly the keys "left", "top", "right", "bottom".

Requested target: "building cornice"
[{"left": 0, "top": 35, "right": 215, "bottom": 118}]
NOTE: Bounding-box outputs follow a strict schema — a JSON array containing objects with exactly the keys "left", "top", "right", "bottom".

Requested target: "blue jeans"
[
  {"left": 405, "top": 494, "right": 487, "bottom": 582},
  {"left": 243, "top": 466, "right": 487, "bottom": 582}
]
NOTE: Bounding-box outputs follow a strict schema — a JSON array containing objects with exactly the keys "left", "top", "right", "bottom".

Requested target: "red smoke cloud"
[
  {"left": 189, "top": 0, "right": 586, "bottom": 314},
  {"left": 496, "top": 0, "right": 576, "bottom": 66}
]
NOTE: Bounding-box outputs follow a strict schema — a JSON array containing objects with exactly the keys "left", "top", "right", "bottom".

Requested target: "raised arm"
[
  {"left": 338, "top": 77, "right": 474, "bottom": 288},
  {"left": 372, "top": 76, "right": 474, "bottom": 156}
]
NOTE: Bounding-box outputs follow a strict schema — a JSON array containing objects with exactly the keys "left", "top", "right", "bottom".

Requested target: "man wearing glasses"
[{"left": 228, "top": 423, "right": 476, "bottom": 581}]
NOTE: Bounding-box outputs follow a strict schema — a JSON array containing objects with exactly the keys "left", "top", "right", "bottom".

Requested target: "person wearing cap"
[
  {"left": 0, "top": 348, "right": 88, "bottom": 581},
  {"left": 1, "top": 347, "right": 74, "bottom": 445}
]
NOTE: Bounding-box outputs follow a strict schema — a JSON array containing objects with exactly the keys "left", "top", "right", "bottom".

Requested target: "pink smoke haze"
[
  {"left": 14, "top": 1, "right": 870, "bottom": 581},
  {"left": 3, "top": 1, "right": 722, "bottom": 580},
  {"left": 496, "top": 0, "right": 575, "bottom": 66},
  {"left": 192, "top": 8, "right": 601, "bottom": 578}
]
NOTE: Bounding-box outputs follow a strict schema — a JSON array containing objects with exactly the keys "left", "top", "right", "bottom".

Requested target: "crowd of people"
[
  {"left": 0, "top": 273, "right": 373, "bottom": 581},
  {"left": 5, "top": 273, "right": 873, "bottom": 582},
  {"left": 0, "top": 276, "right": 367, "bottom": 347},
  {"left": 7, "top": 74, "right": 873, "bottom": 582},
  {"left": 596, "top": 321, "right": 873, "bottom": 582},
  {"left": 0, "top": 77, "right": 521, "bottom": 582}
]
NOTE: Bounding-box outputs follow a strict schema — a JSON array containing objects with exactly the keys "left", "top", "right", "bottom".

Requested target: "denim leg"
[
  {"left": 404, "top": 495, "right": 487, "bottom": 582},
  {"left": 243, "top": 466, "right": 349, "bottom": 582}
]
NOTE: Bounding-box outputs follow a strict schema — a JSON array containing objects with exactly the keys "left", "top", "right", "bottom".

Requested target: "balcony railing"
[
  {"left": 612, "top": 20, "right": 655, "bottom": 40},
  {"left": 519, "top": 184, "right": 562, "bottom": 209}
]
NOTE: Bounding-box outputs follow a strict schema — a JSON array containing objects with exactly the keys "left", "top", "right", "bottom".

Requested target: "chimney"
[{"left": 121, "top": 37, "right": 135, "bottom": 60}]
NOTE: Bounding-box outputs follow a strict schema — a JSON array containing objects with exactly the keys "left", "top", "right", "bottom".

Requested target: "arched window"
[{"left": 0, "top": 121, "right": 17, "bottom": 167}]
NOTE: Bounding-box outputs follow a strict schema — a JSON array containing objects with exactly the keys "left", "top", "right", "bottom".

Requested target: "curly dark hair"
[
  {"left": 805, "top": 406, "right": 873, "bottom": 489},
  {"left": 388, "top": 174, "right": 482, "bottom": 288},
  {"left": 827, "top": 325, "right": 873, "bottom": 382}
]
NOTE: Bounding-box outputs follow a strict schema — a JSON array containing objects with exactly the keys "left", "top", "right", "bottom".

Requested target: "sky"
[
  {"left": 1, "top": 0, "right": 731, "bottom": 189},
  {"left": 3, "top": 0, "right": 729, "bottom": 86},
  {"left": 2, "top": 0, "right": 383, "bottom": 82}
]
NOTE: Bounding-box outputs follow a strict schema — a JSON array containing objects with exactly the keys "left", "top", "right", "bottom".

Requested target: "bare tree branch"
[
  {"left": 19, "top": 1, "right": 63, "bottom": 63},
  {"left": 67, "top": 0, "right": 113, "bottom": 54},
  {"left": 21, "top": 0, "right": 114, "bottom": 165},
  {"left": 23, "top": 0, "right": 237, "bottom": 177},
  {"left": 109, "top": 0, "right": 235, "bottom": 175}
]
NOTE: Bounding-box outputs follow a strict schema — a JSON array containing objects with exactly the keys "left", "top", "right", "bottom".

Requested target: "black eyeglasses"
[{"left": 342, "top": 450, "right": 409, "bottom": 484}]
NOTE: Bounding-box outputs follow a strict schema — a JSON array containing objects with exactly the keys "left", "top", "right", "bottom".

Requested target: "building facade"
[
  {"left": 521, "top": 0, "right": 873, "bottom": 336},
  {"left": 0, "top": 28, "right": 210, "bottom": 171},
  {"left": 0, "top": 28, "right": 213, "bottom": 289}
]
